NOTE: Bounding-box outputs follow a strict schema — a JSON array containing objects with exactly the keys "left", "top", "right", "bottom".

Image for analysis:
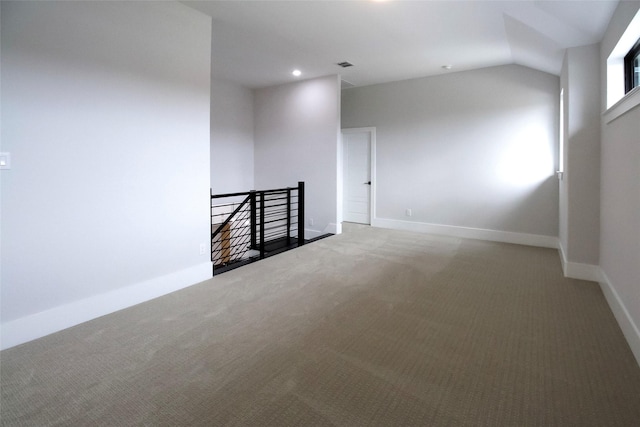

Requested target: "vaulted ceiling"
[{"left": 184, "top": 0, "right": 618, "bottom": 89}]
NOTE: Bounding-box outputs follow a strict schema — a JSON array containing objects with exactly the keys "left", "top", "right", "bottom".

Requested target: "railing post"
[
  {"left": 259, "top": 191, "right": 265, "bottom": 259},
  {"left": 297, "top": 181, "right": 305, "bottom": 246},
  {"left": 250, "top": 190, "right": 257, "bottom": 249},
  {"left": 286, "top": 188, "right": 292, "bottom": 246}
]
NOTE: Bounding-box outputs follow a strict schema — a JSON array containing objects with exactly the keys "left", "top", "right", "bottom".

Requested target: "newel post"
[{"left": 297, "top": 181, "right": 305, "bottom": 246}]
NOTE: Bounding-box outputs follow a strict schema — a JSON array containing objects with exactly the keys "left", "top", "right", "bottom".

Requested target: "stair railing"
[{"left": 210, "top": 181, "right": 305, "bottom": 274}]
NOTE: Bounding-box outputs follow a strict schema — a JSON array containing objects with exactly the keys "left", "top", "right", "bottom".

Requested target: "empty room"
[{"left": 1, "top": 0, "right": 639, "bottom": 425}]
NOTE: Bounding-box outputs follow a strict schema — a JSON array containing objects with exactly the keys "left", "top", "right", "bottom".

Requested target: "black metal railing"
[{"left": 211, "top": 181, "right": 305, "bottom": 274}]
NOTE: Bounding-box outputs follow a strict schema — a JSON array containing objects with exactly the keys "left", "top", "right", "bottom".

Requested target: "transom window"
[
  {"left": 624, "top": 38, "right": 640, "bottom": 93},
  {"left": 606, "top": 10, "right": 640, "bottom": 109}
]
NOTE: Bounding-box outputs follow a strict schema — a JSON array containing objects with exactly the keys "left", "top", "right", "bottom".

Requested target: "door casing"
[{"left": 338, "top": 127, "right": 376, "bottom": 228}]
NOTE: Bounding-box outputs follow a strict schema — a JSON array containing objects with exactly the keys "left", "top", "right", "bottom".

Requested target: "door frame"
[{"left": 338, "top": 127, "right": 376, "bottom": 230}]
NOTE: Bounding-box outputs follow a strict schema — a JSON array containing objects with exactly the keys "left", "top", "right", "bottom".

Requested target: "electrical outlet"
[
  {"left": 406, "top": 209, "right": 412, "bottom": 217},
  {"left": 0, "top": 152, "right": 10, "bottom": 170},
  {"left": 309, "top": 218, "right": 314, "bottom": 226},
  {"left": 199, "top": 243, "right": 207, "bottom": 255}
]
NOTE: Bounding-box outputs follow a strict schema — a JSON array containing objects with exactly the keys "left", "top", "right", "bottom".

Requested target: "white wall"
[
  {"left": 254, "top": 75, "right": 341, "bottom": 237},
  {"left": 210, "top": 78, "right": 254, "bottom": 194},
  {"left": 342, "top": 65, "right": 559, "bottom": 242},
  {"left": 599, "top": 1, "right": 640, "bottom": 364},
  {"left": 559, "top": 44, "right": 601, "bottom": 271},
  {"left": 0, "top": 1, "right": 212, "bottom": 348}
]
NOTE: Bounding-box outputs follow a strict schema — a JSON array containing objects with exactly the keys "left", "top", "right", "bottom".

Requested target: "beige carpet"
[{"left": 2, "top": 227, "right": 640, "bottom": 426}]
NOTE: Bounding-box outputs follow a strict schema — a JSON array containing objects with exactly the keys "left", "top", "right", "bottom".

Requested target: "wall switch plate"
[
  {"left": 0, "top": 152, "right": 10, "bottom": 170},
  {"left": 309, "top": 218, "right": 314, "bottom": 226},
  {"left": 406, "top": 209, "right": 412, "bottom": 217},
  {"left": 199, "top": 243, "right": 207, "bottom": 255}
]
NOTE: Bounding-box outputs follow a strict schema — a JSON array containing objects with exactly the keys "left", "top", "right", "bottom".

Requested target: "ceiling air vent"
[{"left": 337, "top": 61, "right": 354, "bottom": 68}]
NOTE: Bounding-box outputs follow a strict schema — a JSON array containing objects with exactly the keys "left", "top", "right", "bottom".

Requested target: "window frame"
[{"left": 624, "top": 38, "right": 640, "bottom": 94}]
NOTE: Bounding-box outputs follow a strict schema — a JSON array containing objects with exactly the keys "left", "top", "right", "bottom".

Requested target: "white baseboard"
[
  {"left": 304, "top": 223, "right": 338, "bottom": 239},
  {"left": 304, "top": 228, "right": 322, "bottom": 239},
  {"left": 371, "top": 217, "right": 558, "bottom": 249},
  {"left": 323, "top": 222, "right": 338, "bottom": 235},
  {"left": 599, "top": 270, "right": 640, "bottom": 367},
  {"left": 0, "top": 262, "right": 212, "bottom": 351},
  {"left": 564, "top": 262, "right": 601, "bottom": 282},
  {"left": 557, "top": 243, "right": 601, "bottom": 282}
]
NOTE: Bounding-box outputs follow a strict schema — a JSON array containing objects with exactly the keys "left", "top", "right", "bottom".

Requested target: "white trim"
[
  {"left": 304, "top": 228, "right": 322, "bottom": 239},
  {"left": 371, "top": 217, "right": 558, "bottom": 248},
  {"left": 323, "top": 222, "right": 338, "bottom": 235},
  {"left": 334, "top": 222, "right": 343, "bottom": 235},
  {"left": 0, "top": 262, "right": 212, "bottom": 350},
  {"left": 557, "top": 242, "right": 601, "bottom": 282},
  {"left": 563, "top": 261, "right": 602, "bottom": 282},
  {"left": 599, "top": 270, "right": 640, "bottom": 367},
  {"left": 340, "top": 127, "right": 376, "bottom": 225},
  {"left": 558, "top": 242, "right": 569, "bottom": 275},
  {"left": 603, "top": 85, "right": 640, "bottom": 124},
  {"left": 304, "top": 222, "right": 338, "bottom": 239},
  {"left": 605, "top": 9, "right": 640, "bottom": 109}
]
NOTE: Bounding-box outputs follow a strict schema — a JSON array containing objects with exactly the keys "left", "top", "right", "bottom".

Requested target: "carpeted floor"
[{"left": 2, "top": 227, "right": 640, "bottom": 426}]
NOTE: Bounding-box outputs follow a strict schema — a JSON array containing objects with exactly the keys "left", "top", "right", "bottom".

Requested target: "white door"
[{"left": 342, "top": 131, "right": 371, "bottom": 224}]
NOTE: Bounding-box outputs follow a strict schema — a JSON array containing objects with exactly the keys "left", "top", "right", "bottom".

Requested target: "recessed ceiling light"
[
  {"left": 442, "top": 65, "right": 453, "bottom": 70},
  {"left": 292, "top": 69, "right": 302, "bottom": 77}
]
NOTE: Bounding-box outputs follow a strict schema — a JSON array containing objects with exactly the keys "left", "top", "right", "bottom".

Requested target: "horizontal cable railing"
[
  {"left": 211, "top": 182, "right": 305, "bottom": 275},
  {"left": 211, "top": 196, "right": 252, "bottom": 267}
]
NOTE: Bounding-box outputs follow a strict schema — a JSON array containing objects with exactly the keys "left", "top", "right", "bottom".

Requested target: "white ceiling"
[{"left": 183, "top": 0, "right": 619, "bottom": 89}]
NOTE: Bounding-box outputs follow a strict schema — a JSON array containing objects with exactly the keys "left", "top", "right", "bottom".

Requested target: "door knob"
[{"left": 364, "top": 181, "right": 371, "bottom": 185}]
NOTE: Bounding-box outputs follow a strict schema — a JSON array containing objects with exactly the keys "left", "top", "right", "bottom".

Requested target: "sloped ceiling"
[{"left": 184, "top": 0, "right": 618, "bottom": 89}]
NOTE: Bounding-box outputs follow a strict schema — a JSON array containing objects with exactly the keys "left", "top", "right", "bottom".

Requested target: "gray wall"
[
  {"left": 211, "top": 78, "right": 254, "bottom": 194},
  {"left": 0, "top": 1, "right": 212, "bottom": 347},
  {"left": 254, "top": 75, "right": 341, "bottom": 237},
  {"left": 559, "top": 44, "right": 601, "bottom": 266},
  {"left": 342, "top": 64, "right": 559, "bottom": 238},
  {"left": 599, "top": 1, "right": 640, "bottom": 361}
]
